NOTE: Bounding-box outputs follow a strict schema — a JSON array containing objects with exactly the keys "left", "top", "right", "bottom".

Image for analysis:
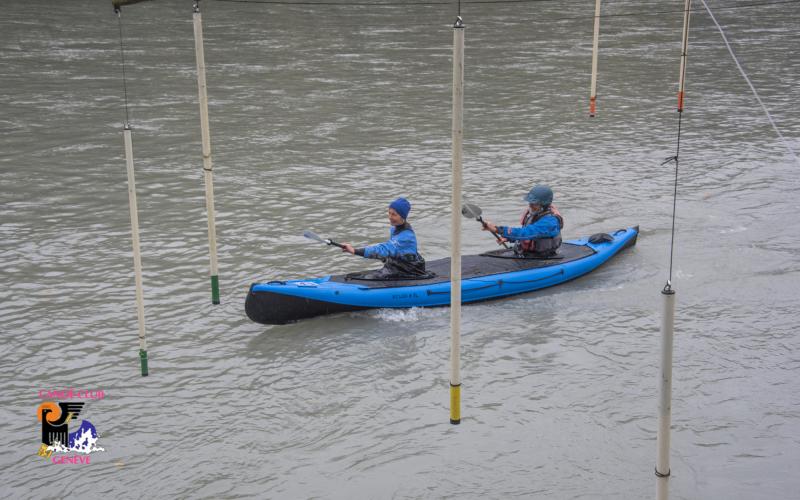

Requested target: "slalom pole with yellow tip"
[{"left": 449, "top": 14, "right": 465, "bottom": 425}]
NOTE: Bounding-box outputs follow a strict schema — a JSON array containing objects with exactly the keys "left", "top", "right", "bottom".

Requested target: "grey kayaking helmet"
[{"left": 524, "top": 185, "right": 554, "bottom": 206}]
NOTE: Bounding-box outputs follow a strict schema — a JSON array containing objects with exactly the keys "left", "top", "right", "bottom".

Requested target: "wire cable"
[
  {"left": 212, "top": 0, "right": 799, "bottom": 23},
  {"left": 700, "top": 0, "right": 800, "bottom": 166}
]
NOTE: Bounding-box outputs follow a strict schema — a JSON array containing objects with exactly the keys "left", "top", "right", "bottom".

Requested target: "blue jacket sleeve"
[
  {"left": 364, "top": 228, "right": 418, "bottom": 259},
  {"left": 498, "top": 215, "right": 560, "bottom": 241}
]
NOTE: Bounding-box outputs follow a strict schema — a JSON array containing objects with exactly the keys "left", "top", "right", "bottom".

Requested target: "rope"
[
  {"left": 700, "top": 0, "right": 800, "bottom": 167},
  {"left": 115, "top": 8, "right": 131, "bottom": 127}
]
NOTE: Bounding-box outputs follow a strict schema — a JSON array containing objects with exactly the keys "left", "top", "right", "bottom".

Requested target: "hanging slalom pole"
[
  {"left": 676, "top": 0, "right": 691, "bottom": 113},
  {"left": 589, "top": 0, "right": 601, "bottom": 117},
  {"left": 114, "top": 2, "right": 149, "bottom": 376},
  {"left": 656, "top": 0, "right": 691, "bottom": 497},
  {"left": 193, "top": 0, "right": 221, "bottom": 305},
  {"left": 449, "top": 14, "right": 465, "bottom": 426}
]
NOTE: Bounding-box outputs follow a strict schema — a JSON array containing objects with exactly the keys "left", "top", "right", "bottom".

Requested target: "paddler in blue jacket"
[
  {"left": 483, "top": 185, "right": 564, "bottom": 257},
  {"left": 341, "top": 197, "right": 429, "bottom": 278}
]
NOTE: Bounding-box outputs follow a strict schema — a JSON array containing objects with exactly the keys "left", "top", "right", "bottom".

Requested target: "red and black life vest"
[{"left": 516, "top": 204, "right": 564, "bottom": 256}]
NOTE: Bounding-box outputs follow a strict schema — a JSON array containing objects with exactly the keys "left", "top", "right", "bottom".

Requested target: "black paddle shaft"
[
  {"left": 477, "top": 215, "right": 510, "bottom": 249},
  {"left": 327, "top": 239, "right": 345, "bottom": 249}
]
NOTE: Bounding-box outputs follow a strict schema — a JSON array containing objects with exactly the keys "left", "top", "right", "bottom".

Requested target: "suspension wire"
[
  {"left": 213, "top": 0, "right": 557, "bottom": 5},
  {"left": 700, "top": 0, "right": 800, "bottom": 167},
  {"left": 212, "top": 0, "right": 799, "bottom": 19},
  {"left": 664, "top": 111, "right": 684, "bottom": 289},
  {"left": 663, "top": 0, "right": 692, "bottom": 291},
  {"left": 115, "top": 7, "right": 131, "bottom": 127}
]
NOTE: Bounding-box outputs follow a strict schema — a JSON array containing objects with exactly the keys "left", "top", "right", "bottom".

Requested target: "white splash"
[
  {"left": 371, "top": 307, "right": 445, "bottom": 322},
  {"left": 46, "top": 428, "right": 105, "bottom": 455},
  {"left": 720, "top": 226, "right": 747, "bottom": 234}
]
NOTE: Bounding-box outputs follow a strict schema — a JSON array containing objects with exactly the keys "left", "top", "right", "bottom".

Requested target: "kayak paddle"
[
  {"left": 461, "top": 203, "right": 510, "bottom": 249},
  {"left": 303, "top": 230, "right": 345, "bottom": 249}
]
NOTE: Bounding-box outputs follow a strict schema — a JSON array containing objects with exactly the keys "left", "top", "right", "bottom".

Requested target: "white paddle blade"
[
  {"left": 461, "top": 203, "right": 482, "bottom": 219},
  {"left": 303, "top": 230, "right": 325, "bottom": 243}
]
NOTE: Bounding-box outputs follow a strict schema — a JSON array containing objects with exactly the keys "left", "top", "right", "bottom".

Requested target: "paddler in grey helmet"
[{"left": 482, "top": 184, "right": 564, "bottom": 257}]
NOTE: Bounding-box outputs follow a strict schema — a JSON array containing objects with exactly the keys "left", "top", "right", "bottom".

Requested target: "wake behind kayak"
[{"left": 245, "top": 226, "right": 638, "bottom": 325}]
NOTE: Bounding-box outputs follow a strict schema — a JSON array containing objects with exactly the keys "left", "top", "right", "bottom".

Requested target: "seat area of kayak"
[{"left": 330, "top": 241, "right": 597, "bottom": 289}]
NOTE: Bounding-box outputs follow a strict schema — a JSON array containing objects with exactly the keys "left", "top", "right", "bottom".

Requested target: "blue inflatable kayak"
[{"left": 246, "top": 226, "right": 638, "bottom": 324}]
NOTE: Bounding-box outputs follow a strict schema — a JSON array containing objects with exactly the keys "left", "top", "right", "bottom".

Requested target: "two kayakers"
[
  {"left": 482, "top": 184, "right": 564, "bottom": 257},
  {"left": 341, "top": 197, "right": 429, "bottom": 278},
  {"left": 337, "top": 184, "right": 561, "bottom": 279}
]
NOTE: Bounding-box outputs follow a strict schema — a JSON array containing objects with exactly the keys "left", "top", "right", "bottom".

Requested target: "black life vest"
[
  {"left": 515, "top": 204, "right": 564, "bottom": 257},
  {"left": 377, "top": 223, "right": 429, "bottom": 279}
]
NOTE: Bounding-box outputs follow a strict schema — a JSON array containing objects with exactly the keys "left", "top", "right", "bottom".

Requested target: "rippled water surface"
[{"left": 2, "top": 0, "right": 799, "bottom": 498}]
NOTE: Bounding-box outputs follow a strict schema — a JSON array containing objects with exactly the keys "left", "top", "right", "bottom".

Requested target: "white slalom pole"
[
  {"left": 589, "top": 0, "right": 601, "bottom": 117},
  {"left": 656, "top": 284, "right": 676, "bottom": 499},
  {"left": 115, "top": 4, "right": 148, "bottom": 376},
  {"left": 193, "top": 0, "right": 220, "bottom": 305},
  {"left": 449, "top": 15, "right": 465, "bottom": 425},
  {"left": 124, "top": 126, "right": 149, "bottom": 377},
  {"left": 677, "top": 0, "right": 692, "bottom": 113}
]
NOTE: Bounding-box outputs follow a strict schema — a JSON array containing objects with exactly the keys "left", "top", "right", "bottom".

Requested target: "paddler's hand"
[
  {"left": 483, "top": 221, "right": 498, "bottom": 233},
  {"left": 341, "top": 243, "right": 355, "bottom": 254},
  {"left": 496, "top": 236, "right": 509, "bottom": 245}
]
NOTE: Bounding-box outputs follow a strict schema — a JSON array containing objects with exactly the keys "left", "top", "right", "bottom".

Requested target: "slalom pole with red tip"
[{"left": 589, "top": 0, "right": 601, "bottom": 117}]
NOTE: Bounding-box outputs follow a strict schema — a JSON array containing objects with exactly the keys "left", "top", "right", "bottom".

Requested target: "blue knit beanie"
[{"left": 389, "top": 197, "right": 411, "bottom": 220}]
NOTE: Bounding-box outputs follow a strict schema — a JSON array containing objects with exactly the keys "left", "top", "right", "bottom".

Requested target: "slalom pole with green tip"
[
  {"left": 589, "top": 0, "right": 601, "bottom": 117},
  {"left": 656, "top": 1, "right": 691, "bottom": 497},
  {"left": 193, "top": 0, "right": 221, "bottom": 305},
  {"left": 449, "top": 14, "right": 465, "bottom": 425},
  {"left": 114, "top": 2, "right": 148, "bottom": 376}
]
